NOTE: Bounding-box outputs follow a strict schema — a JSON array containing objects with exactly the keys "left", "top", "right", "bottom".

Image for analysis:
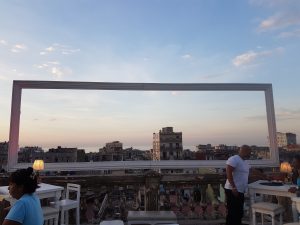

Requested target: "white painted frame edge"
[{"left": 8, "top": 80, "right": 278, "bottom": 171}]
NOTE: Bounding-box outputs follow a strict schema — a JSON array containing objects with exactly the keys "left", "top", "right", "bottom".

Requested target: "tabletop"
[
  {"left": 248, "top": 180, "right": 296, "bottom": 197},
  {"left": 0, "top": 183, "right": 64, "bottom": 200},
  {"left": 248, "top": 180, "right": 298, "bottom": 223}
]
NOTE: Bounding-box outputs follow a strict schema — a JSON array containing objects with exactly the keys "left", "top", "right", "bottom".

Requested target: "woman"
[{"left": 2, "top": 167, "right": 43, "bottom": 225}]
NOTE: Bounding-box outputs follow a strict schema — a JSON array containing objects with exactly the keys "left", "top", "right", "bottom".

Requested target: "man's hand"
[
  {"left": 288, "top": 187, "right": 297, "bottom": 193},
  {"left": 232, "top": 188, "right": 239, "bottom": 197}
]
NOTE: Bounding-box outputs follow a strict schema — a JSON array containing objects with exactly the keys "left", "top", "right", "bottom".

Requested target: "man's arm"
[
  {"left": 226, "top": 164, "right": 239, "bottom": 197},
  {"left": 226, "top": 165, "right": 236, "bottom": 188}
]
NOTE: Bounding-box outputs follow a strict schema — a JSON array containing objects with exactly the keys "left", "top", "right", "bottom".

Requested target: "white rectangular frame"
[{"left": 8, "top": 80, "right": 278, "bottom": 171}]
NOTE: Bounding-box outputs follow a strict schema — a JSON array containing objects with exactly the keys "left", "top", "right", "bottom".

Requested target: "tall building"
[
  {"left": 18, "top": 146, "right": 44, "bottom": 163},
  {"left": 276, "top": 132, "right": 297, "bottom": 147},
  {"left": 105, "top": 141, "right": 123, "bottom": 152},
  {"left": 152, "top": 127, "right": 183, "bottom": 160},
  {"left": 99, "top": 141, "right": 123, "bottom": 161},
  {"left": 0, "top": 142, "right": 8, "bottom": 170},
  {"left": 45, "top": 146, "right": 83, "bottom": 162},
  {"left": 286, "top": 133, "right": 297, "bottom": 145}
]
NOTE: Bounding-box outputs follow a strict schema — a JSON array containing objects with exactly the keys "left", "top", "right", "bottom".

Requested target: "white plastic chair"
[
  {"left": 43, "top": 206, "right": 59, "bottom": 225},
  {"left": 58, "top": 183, "right": 80, "bottom": 225},
  {"left": 252, "top": 202, "right": 284, "bottom": 225}
]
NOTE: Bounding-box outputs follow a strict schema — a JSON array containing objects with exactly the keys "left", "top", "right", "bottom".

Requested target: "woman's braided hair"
[{"left": 9, "top": 167, "right": 38, "bottom": 194}]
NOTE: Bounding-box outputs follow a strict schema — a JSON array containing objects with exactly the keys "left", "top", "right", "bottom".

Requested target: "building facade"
[
  {"left": 0, "top": 142, "right": 8, "bottom": 170},
  {"left": 18, "top": 146, "right": 44, "bottom": 163},
  {"left": 152, "top": 127, "right": 183, "bottom": 160},
  {"left": 277, "top": 132, "right": 297, "bottom": 147},
  {"left": 45, "top": 146, "right": 84, "bottom": 162},
  {"left": 99, "top": 141, "right": 124, "bottom": 161}
]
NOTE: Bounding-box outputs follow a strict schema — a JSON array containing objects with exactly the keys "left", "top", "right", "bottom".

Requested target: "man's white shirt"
[{"left": 224, "top": 155, "right": 250, "bottom": 193}]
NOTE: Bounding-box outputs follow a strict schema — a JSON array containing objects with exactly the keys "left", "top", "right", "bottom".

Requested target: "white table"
[
  {"left": 0, "top": 183, "right": 63, "bottom": 225},
  {"left": 0, "top": 183, "right": 64, "bottom": 204},
  {"left": 127, "top": 211, "right": 177, "bottom": 225},
  {"left": 248, "top": 180, "right": 298, "bottom": 223}
]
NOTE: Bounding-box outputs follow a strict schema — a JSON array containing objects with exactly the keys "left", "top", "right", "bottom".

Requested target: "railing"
[{"left": 42, "top": 173, "right": 234, "bottom": 224}]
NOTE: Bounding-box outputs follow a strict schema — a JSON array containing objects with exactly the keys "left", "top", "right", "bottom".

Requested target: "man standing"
[{"left": 224, "top": 145, "right": 251, "bottom": 225}]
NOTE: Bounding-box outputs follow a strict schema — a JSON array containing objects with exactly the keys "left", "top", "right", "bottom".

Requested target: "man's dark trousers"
[{"left": 225, "top": 188, "right": 245, "bottom": 225}]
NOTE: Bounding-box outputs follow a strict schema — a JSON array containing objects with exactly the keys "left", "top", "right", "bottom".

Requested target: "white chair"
[
  {"left": 58, "top": 183, "right": 80, "bottom": 225},
  {"left": 252, "top": 202, "right": 284, "bottom": 225},
  {"left": 42, "top": 206, "right": 59, "bottom": 225}
]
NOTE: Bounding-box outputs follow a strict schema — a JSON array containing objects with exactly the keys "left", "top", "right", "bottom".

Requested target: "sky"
[{"left": 0, "top": 0, "right": 300, "bottom": 151}]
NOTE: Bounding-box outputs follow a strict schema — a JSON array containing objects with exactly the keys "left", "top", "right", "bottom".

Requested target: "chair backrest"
[
  {"left": 42, "top": 206, "right": 59, "bottom": 225},
  {"left": 66, "top": 183, "right": 80, "bottom": 202},
  {"left": 97, "top": 193, "right": 108, "bottom": 218}
]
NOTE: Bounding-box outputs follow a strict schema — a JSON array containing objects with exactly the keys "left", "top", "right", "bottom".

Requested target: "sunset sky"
[{"left": 0, "top": 0, "right": 299, "bottom": 151}]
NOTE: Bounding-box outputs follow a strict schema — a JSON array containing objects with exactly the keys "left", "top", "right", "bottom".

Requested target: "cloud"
[
  {"left": 34, "top": 61, "right": 60, "bottom": 69},
  {"left": 11, "top": 44, "right": 27, "bottom": 53},
  {"left": 34, "top": 61, "right": 72, "bottom": 79},
  {"left": 245, "top": 115, "right": 266, "bottom": 120},
  {"left": 201, "top": 70, "right": 232, "bottom": 79},
  {"left": 249, "top": 0, "right": 297, "bottom": 8},
  {"left": 182, "top": 54, "right": 192, "bottom": 59},
  {"left": 246, "top": 108, "right": 300, "bottom": 121},
  {"left": 258, "top": 13, "right": 300, "bottom": 31},
  {"left": 0, "top": 75, "right": 8, "bottom": 80},
  {"left": 62, "top": 49, "right": 80, "bottom": 55},
  {"left": 278, "top": 28, "right": 300, "bottom": 38},
  {"left": 251, "top": 0, "right": 300, "bottom": 38},
  {"left": 40, "top": 43, "right": 80, "bottom": 55},
  {"left": 0, "top": 40, "right": 7, "bottom": 45},
  {"left": 48, "top": 61, "right": 60, "bottom": 65},
  {"left": 51, "top": 67, "right": 64, "bottom": 78},
  {"left": 233, "top": 51, "right": 259, "bottom": 67},
  {"left": 276, "top": 108, "right": 300, "bottom": 120},
  {"left": 45, "top": 46, "right": 55, "bottom": 52},
  {"left": 232, "top": 47, "right": 284, "bottom": 67}
]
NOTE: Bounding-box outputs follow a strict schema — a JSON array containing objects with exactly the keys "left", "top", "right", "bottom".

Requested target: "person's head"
[
  {"left": 8, "top": 167, "right": 38, "bottom": 199},
  {"left": 292, "top": 155, "right": 300, "bottom": 170},
  {"left": 239, "top": 145, "right": 251, "bottom": 159}
]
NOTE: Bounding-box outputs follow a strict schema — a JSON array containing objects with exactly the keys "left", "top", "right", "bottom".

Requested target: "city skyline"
[{"left": 0, "top": 1, "right": 300, "bottom": 146}]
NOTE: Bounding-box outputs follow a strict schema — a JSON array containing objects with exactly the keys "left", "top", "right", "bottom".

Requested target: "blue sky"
[{"left": 0, "top": 0, "right": 299, "bottom": 150}]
